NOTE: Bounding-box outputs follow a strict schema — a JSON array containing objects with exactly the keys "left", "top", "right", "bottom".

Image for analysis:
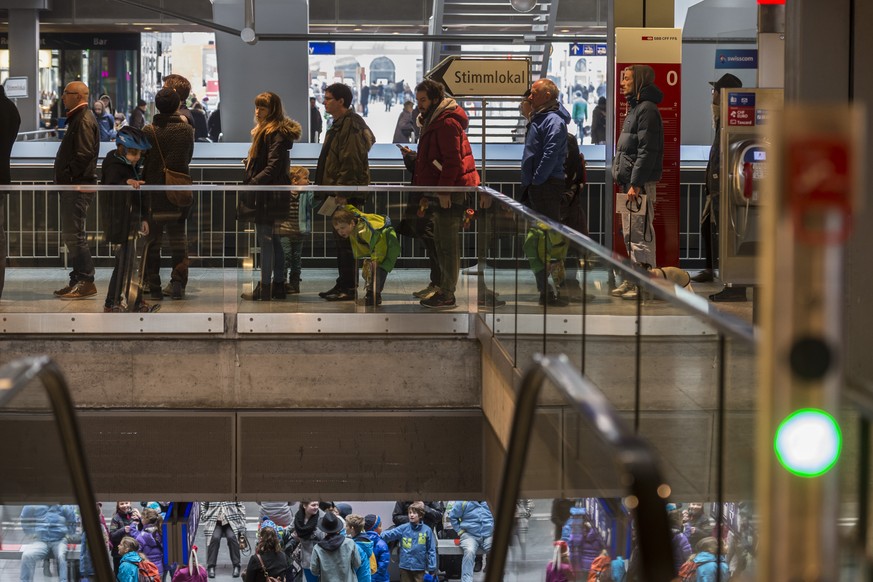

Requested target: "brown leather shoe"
[{"left": 58, "top": 281, "right": 97, "bottom": 299}]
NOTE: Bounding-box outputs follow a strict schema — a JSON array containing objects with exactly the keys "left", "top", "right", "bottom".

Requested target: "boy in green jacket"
[{"left": 332, "top": 205, "right": 401, "bottom": 306}]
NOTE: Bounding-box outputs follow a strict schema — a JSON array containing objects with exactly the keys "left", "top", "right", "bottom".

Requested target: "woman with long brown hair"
[
  {"left": 242, "top": 525, "right": 288, "bottom": 582},
  {"left": 241, "top": 91, "right": 302, "bottom": 301}
]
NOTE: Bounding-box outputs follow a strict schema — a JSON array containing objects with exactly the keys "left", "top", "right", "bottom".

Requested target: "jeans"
[
  {"left": 459, "top": 532, "right": 492, "bottom": 582},
  {"left": 279, "top": 236, "right": 304, "bottom": 283},
  {"left": 206, "top": 524, "right": 240, "bottom": 567},
  {"left": 60, "top": 191, "right": 96, "bottom": 283},
  {"left": 146, "top": 218, "right": 189, "bottom": 288},
  {"left": 432, "top": 202, "right": 464, "bottom": 296},
  {"left": 20, "top": 540, "right": 67, "bottom": 582},
  {"left": 257, "top": 223, "right": 284, "bottom": 287},
  {"left": 621, "top": 182, "right": 657, "bottom": 268}
]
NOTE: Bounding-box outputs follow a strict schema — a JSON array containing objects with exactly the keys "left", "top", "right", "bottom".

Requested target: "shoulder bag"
[{"left": 148, "top": 126, "right": 194, "bottom": 208}]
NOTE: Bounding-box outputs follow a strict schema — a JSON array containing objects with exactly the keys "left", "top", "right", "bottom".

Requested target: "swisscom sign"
[{"left": 425, "top": 56, "right": 530, "bottom": 98}]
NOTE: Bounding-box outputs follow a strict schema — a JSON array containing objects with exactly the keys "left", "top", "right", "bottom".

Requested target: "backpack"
[
  {"left": 137, "top": 559, "right": 161, "bottom": 582},
  {"left": 678, "top": 559, "right": 699, "bottom": 582},
  {"left": 369, "top": 551, "right": 378, "bottom": 575},
  {"left": 172, "top": 547, "right": 208, "bottom": 582}
]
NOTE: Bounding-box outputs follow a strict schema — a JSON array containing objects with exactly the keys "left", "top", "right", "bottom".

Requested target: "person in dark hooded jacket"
[
  {"left": 0, "top": 85, "right": 20, "bottom": 301},
  {"left": 240, "top": 91, "right": 302, "bottom": 301},
  {"left": 610, "top": 64, "right": 664, "bottom": 300},
  {"left": 400, "top": 79, "right": 480, "bottom": 311}
]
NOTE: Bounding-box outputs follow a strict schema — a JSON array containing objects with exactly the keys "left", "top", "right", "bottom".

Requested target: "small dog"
[{"left": 648, "top": 265, "right": 694, "bottom": 292}]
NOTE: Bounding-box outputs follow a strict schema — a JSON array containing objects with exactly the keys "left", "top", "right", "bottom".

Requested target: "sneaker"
[
  {"left": 132, "top": 302, "right": 161, "bottom": 313},
  {"left": 58, "top": 281, "right": 97, "bottom": 299},
  {"left": 478, "top": 292, "right": 506, "bottom": 308},
  {"left": 319, "top": 285, "right": 341, "bottom": 299},
  {"left": 413, "top": 283, "right": 439, "bottom": 299},
  {"left": 550, "top": 261, "right": 566, "bottom": 286},
  {"left": 420, "top": 292, "right": 457, "bottom": 310},
  {"left": 323, "top": 288, "right": 356, "bottom": 301},
  {"left": 54, "top": 283, "right": 75, "bottom": 297},
  {"left": 621, "top": 285, "right": 647, "bottom": 300},
  {"left": 171, "top": 281, "right": 184, "bottom": 300},
  {"left": 363, "top": 292, "right": 382, "bottom": 306},
  {"left": 539, "top": 291, "right": 569, "bottom": 307},
  {"left": 610, "top": 280, "right": 633, "bottom": 297},
  {"left": 691, "top": 269, "right": 715, "bottom": 283},
  {"left": 103, "top": 304, "right": 122, "bottom": 313}
]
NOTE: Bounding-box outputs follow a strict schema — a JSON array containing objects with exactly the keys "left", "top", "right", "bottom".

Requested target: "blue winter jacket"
[
  {"left": 521, "top": 104, "right": 571, "bottom": 187},
  {"left": 692, "top": 551, "right": 729, "bottom": 582},
  {"left": 363, "top": 530, "right": 391, "bottom": 582},
  {"left": 117, "top": 551, "right": 142, "bottom": 582},
  {"left": 352, "top": 534, "right": 374, "bottom": 582},
  {"left": 448, "top": 501, "right": 494, "bottom": 539},
  {"left": 20, "top": 505, "right": 78, "bottom": 542},
  {"left": 610, "top": 556, "right": 627, "bottom": 582},
  {"left": 381, "top": 522, "right": 437, "bottom": 572}
]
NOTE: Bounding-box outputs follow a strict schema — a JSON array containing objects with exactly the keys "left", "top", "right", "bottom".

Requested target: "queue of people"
[{"left": 1, "top": 64, "right": 678, "bottom": 311}]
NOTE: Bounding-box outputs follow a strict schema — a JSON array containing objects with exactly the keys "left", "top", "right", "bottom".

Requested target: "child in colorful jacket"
[
  {"left": 332, "top": 205, "right": 401, "bottom": 306},
  {"left": 380, "top": 502, "right": 437, "bottom": 582}
]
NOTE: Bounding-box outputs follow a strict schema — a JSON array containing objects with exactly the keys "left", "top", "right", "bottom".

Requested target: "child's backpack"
[
  {"left": 172, "top": 546, "right": 208, "bottom": 582},
  {"left": 137, "top": 559, "right": 161, "bottom": 582},
  {"left": 677, "top": 559, "right": 699, "bottom": 582},
  {"left": 369, "top": 551, "right": 378, "bottom": 575}
]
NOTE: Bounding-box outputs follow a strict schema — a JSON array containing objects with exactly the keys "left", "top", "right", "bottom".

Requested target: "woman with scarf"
[{"left": 283, "top": 501, "right": 325, "bottom": 582}]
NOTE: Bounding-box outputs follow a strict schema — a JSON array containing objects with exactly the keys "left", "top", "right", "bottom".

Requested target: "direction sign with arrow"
[{"left": 425, "top": 56, "right": 530, "bottom": 98}]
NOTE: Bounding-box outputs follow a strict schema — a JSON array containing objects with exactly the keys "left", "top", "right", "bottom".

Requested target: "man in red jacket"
[{"left": 400, "top": 79, "right": 480, "bottom": 309}]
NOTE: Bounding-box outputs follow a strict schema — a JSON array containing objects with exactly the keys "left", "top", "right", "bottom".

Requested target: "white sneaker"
[{"left": 610, "top": 280, "right": 633, "bottom": 297}]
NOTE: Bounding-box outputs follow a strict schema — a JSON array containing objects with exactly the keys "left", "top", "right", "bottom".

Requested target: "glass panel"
[
  {"left": 0, "top": 369, "right": 90, "bottom": 582},
  {"left": 504, "top": 376, "right": 653, "bottom": 582}
]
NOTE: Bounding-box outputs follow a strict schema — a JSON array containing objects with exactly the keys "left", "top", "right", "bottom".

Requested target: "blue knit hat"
[{"left": 364, "top": 514, "right": 381, "bottom": 531}]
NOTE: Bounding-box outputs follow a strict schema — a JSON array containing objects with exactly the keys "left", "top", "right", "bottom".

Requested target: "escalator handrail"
[
  {"left": 0, "top": 356, "right": 115, "bottom": 582},
  {"left": 486, "top": 353, "right": 676, "bottom": 582},
  {"left": 478, "top": 185, "right": 756, "bottom": 345}
]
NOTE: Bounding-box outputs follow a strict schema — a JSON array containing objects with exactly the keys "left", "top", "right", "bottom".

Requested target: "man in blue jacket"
[
  {"left": 19, "top": 505, "right": 79, "bottom": 582},
  {"left": 520, "top": 78, "right": 571, "bottom": 306},
  {"left": 448, "top": 501, "right": 494, "bottom": 582}
]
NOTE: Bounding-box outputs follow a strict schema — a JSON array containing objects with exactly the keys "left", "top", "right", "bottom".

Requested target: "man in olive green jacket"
[{"left": 315, "top": 83, "right": 375, "bottom": 301}]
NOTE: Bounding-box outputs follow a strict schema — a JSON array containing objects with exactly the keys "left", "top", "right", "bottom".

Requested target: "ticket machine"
[{"left": 718, "top": 88, "right": 783, "bottom": 286}]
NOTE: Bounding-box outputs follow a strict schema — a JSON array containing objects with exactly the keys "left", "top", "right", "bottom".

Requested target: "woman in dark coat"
[
  {"left": 243, "top": 525, "right": 288, "bottom": 582},
  {"left": 241, "top": 91, "right": 302, "bottom": 301},
  {"left": 141, "top": 87, "right": 194, "bottom": 300}
]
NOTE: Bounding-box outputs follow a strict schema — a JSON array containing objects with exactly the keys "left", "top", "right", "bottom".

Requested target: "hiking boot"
[
  {"left": 610, "top": 280, "right": 633, "bottom": 297},
  {"left": 691, "top": 269, "right": 715, "bottom": 283},
  {"left": 58, "top": 281, "right": 97, "bottom": 299},
  {"left": 171, "top": 281, "right": 184, "bottom": 300},
  {"left": 539, "top": 291, "right": 569, "bottom": 307},
  {"left": 413, "top": 283, "right": 439, "bottom": 299},
  {"left": 420, "top": 292, "right": 457, "bottom": 310},
  {"left": 54, "top": 283, "right": 74, "bottom": 297}
]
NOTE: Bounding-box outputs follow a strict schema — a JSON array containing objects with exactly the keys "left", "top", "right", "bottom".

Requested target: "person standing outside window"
[
  {"left": 400, "top": 79, "right": 480, "bottom": 310},
  {"left": 53, "top": 81, "right": 100, "bottom": 299},
  {"left": 611, "top": 65, "right": 664, "bottom": 300},
  {"left": 315, "top": 83, "right": 375, "bottom": 302}
]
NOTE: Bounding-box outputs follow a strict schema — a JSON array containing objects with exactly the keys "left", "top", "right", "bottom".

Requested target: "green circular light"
[{"left": 774, "top": 409, "right": 842, "bottom": 477}]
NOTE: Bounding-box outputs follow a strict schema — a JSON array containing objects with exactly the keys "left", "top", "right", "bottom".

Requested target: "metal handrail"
[
  {"left": 486, "top": 353, "right": 676, "bottom": 582},
  {"left": 15, "top": 130, "right": 59, "bottom": 141},
  {"left": 0, "top": 356, "right": 115, "bottom": 582}
]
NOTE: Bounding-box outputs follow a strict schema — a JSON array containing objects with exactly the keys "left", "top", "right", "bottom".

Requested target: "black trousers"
[{"left": 207, "top": 523, "right": 240, "bottom": 567}]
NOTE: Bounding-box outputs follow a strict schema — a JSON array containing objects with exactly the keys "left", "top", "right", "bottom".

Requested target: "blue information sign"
[
  {"left": 309, "top": 41, "right": 336, "bottom": 55},
  {"left": 728, "top": 92, "right": 756, "bottom": 107},
  {"left": 715, "top": 49, "right": 758, "bottom": 69},
  {"left": 570, "top": 43, "right": 607, "bottom": 57}
]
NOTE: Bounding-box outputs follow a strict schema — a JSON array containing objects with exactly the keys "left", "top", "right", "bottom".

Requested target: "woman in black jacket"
[
  {"left": 142, "top": 87, "right": 194, "bottom": 300},
  {"left": 243, "top": 525, "right": 288, "bottom": 582},
  {"left": 241, "top": 92, "right": 301, "bottom": 301}
]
